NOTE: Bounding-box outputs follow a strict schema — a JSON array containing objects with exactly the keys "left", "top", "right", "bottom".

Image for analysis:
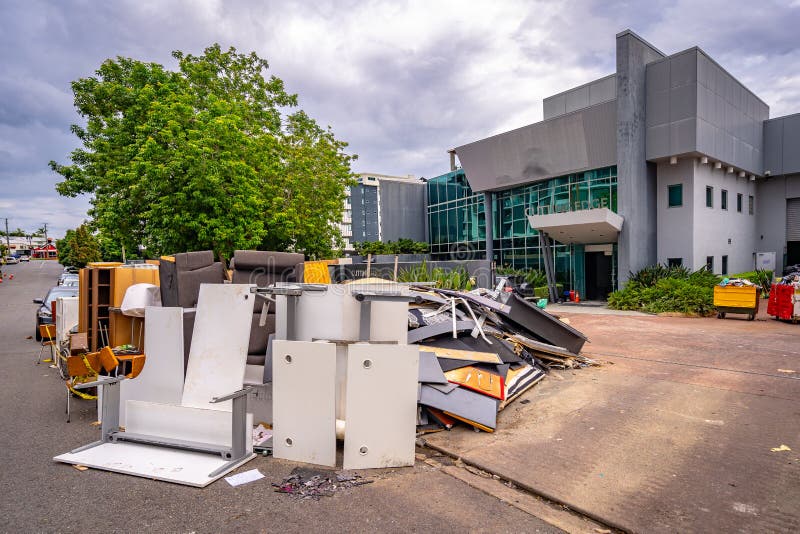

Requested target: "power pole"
[{"left": 4, "top": 218, "right": 9, "bottom": 254}]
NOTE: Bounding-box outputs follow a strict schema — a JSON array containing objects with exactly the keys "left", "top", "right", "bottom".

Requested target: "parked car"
[
  {"left": 33, "top": 285, "right": 79, "bottom": 340},
  {"left": 58, "top": 272, "right": 79, "bottom": 286},
  {"left": 4, "top": 256, "right": 19, "bottom": 264},
  {"left": 18, "top": 255, "right": 29, "bottom": 262}
]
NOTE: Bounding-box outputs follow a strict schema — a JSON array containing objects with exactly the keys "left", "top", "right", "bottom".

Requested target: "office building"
[{"left": 428, "top": 30, "right": 800, "bottom": 299}]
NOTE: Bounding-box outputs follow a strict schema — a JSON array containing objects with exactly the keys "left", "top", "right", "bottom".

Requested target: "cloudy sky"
[{"left": 1, "top": 0, "right": 798, "bottom": 237}]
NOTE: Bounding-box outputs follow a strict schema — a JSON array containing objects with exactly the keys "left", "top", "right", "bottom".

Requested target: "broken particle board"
[{"left": 418, "top": 345, "right": 503, "bottom": 364}]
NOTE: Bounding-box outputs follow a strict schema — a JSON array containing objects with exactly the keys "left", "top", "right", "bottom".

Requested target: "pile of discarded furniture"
[
  {"left": 51, "top": 250, "right": 592, "bottom": 487},
  {"left": 407, "top": 285, "right": 594, "bottom": 433}
]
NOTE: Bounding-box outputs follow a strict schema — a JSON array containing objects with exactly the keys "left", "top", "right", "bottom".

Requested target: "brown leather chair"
[
  {"left": 230, "top": 250, "right": 304, "bottom": 366},
  {"left": 159, "top": 251, "right": 227, "bottom": 369}
]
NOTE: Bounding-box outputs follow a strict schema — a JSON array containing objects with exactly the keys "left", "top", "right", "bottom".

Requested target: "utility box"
[{"left": 756, "top": 252, "right": 776, "bottom": 271}]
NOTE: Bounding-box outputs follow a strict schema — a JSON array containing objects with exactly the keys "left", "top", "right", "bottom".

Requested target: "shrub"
[
  {"left": 608, "top": 264, "right": 717, "bottom": 315},
  {"left": 396, "top": 261, "right": 474, "bottom": 290}
]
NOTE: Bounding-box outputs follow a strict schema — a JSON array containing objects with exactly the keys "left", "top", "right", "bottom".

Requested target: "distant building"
[
  {"left": 32, "top": 240, "right": 58, "bottom": 259},
  {"left": 343, "top": 173, "right": 427, "bottom": 251},
  {"left": 427, "top": 29, "right": 800, "bottom": 299},
  {"left": 4, "top": 236, "right": 47, "bottom": 257}
]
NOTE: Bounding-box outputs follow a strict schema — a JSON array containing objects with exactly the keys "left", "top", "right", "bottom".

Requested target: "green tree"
[
  {"left": 51, "top": 44, "right": 354, "bottom": 261},
  {"left": 57, "top": 224, "right": 102, "bottom": 267}
]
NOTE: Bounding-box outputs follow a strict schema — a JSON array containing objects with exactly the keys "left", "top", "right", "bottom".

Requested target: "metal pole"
[
  {"left": 4, "top": 218, "right": 10, "bottom": 254},
  {"left": 483, "top": 192, "right": 493, "bottom": 263}
]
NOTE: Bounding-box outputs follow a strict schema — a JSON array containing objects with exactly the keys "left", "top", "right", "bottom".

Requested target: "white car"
[
  {"left": 4, "top": 256, "right": 19, "bottom": 264},
  {"left": 18, "top": 255, "right": 30, "bottom": 262}
]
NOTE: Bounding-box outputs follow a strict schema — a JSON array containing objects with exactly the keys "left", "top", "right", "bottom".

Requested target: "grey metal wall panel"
[
  {"left": 378, "top": 180, "right": 426, "bottom": 242},
  {"left": 455, "top": 100, "right": 617, "bottom": 192},
  {"left": 565, "top": 85, "right": 590, "bottom": 114},
  {"left": 647, "top": 89, "right": 670, "bottom": 127},
  {"left": 542, "top": 95, "right": 566, "bottom": 121},
  {"left": 645, "top": 48, "right": 767, "bottom": 174},
  {"left": 670, "top": 50, "right": 697, "bottom": 88},
  {"left": 783, "top": 115, "right": 800, "bottom": 174},
  {"left": 670, "top": 83, "right": 697, "bottom": 122},
  {"left": 788, "top": 198, "right": 800, "bottom": 241},
  {"left": 542, "top": 74, "right": 616, "bottom": 120},
  {"left": 590, "top": 75, "right": 616, "bottom": 105}
]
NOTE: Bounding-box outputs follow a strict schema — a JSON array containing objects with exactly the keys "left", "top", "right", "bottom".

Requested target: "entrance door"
[
  {"left": 787, "top": 241, "right": 800, "bottom": 268},
  {"left": 584, "top": 252, "right": 613, "bottom": 301}
]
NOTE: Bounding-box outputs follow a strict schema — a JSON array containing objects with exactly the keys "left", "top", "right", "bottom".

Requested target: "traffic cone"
[{"left": 8, "top": 274, "right": 13, "bottom": 280}]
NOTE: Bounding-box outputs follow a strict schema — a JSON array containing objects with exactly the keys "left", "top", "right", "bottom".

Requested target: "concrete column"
[
  {"left": 483, "top": 192, "right": 494, "bottom": 262},
  {"left": 616, "top": 30, "right": 665, "bottom": 285}
]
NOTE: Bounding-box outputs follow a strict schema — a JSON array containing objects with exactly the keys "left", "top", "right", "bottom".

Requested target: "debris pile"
[
  {"left": 409, "top": 285, "right": 597, "bottom": 434},
  {"left": 272, "top": 467, "right": 373, "bottom": 499}
]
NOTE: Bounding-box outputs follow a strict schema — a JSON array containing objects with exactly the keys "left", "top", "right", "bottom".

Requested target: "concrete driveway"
[{"left": 426, "top": 310, "right": 800, "bottom": 533}]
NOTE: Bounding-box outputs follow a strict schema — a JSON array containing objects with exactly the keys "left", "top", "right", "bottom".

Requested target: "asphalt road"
[{"left": 0, "top": 261, "right": 563, "bottom": 533}]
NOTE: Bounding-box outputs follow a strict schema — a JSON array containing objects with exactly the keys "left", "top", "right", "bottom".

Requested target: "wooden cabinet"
[
  {"left": 78, "top": 262, "right": 162, "bottom": 351},
  {"left": 108, "top": 265, "right": 160, "bottom": 348}
]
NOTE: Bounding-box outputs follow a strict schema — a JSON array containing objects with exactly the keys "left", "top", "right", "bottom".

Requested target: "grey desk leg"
[
  {"left": 286, "top": 296, "right": 297, "bottom": 341},
  {"left": 359, "top": 301, "right": 372, "bottom": 341},
  {"left": 101, "top": 381, "right": 120, "bottom": 442}
]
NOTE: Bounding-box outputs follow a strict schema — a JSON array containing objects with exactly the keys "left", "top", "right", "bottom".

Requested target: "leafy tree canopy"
[
  {"left": 51, "top": 44, "right": 355, "bottom": 260},
  {"left": 57, "top": 224, "right": 102, "bottom": 268}
]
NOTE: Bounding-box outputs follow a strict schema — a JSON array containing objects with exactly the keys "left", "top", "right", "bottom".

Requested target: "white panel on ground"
[
  {"left": 54, "top": 442, "right": 255, "bottom": 488},
  {"left": 272, "top": 340, "right": 336, "bottom": 467},
  {"left": 119, "top": 307, "right": 184, "bottom": 425},
  {"left": 125, "top": 401, "right": 248, "bottom": 448},
  {"left": 343, "top": 343, "right": 419, "bottom": 470},
  {"left": 182, "top": 284, "right": 255, "bottom": 411}
]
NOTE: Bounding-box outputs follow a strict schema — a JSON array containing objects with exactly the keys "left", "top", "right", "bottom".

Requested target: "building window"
[
  {"left": 668, "top": 184, "right": 683, "bottom": 207},
  {"left": 668, "top": 257, "right": 683, "bottom": 267},
  {"left": 721, "top": 189, "right": 728, "bottom": 210},
  {"left": 706, "top": 256, "right": 714, "bottom": 272},
  {"left": 748, "top": 195, "right": 754, "bottom": 215},
  {"left": 737, "top": 193, "right": 743, "bottom": 213},
  {"left": 721, "top": 255, "right": 728, "bottom": 275},
  {"left": 706, "top": 186, "right": 713, "bottom": 208}
]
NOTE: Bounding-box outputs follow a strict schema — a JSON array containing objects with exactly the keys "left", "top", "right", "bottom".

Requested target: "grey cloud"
[{"left": 1, "top": 0, "right": 799, "bottom": 237}]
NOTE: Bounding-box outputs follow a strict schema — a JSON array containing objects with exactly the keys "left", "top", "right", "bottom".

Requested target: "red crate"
[{"left": 767, "top": 284, "right": 794, "bottom": 320}]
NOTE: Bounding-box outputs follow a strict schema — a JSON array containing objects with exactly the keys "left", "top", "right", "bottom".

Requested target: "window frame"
[
  {"left": 706, "top": 186, "right": 714, "bottom": 208},
  {"left": 721, "top": 255, "right": 728, "bottom": 275},
  {"left": 668, "top": 184, "right": 683, "bottom": 208},
  {"left": 737, "top": 193, "right": 743, "bottom": 213},
  {"left": 706, "top": 256, "right": 714, "bottom": 272},
  {"left": 667, "top": 257, "right": 683, "bottom": 267},
  {"left": 748, "top": 195, "right": 754, "bottom": 215},
  {"left": 721, "top": 189, "right": 728, "bottom": 210}
]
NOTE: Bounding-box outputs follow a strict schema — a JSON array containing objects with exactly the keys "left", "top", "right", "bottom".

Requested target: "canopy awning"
[{"left": 526, "top": 208, "right": 623, "bottom": 245}]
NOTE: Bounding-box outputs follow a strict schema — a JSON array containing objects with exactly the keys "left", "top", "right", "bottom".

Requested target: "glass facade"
[{"left": 427, "top": 166, "right": 618, "bottom": 293}]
